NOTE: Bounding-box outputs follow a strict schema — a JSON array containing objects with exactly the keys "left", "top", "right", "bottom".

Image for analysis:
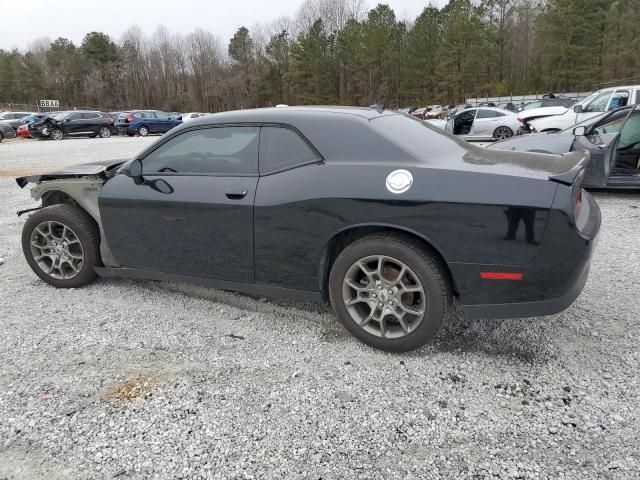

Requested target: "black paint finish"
[{"left": 21, "top": 107, "right": 601, "bottom": 319}]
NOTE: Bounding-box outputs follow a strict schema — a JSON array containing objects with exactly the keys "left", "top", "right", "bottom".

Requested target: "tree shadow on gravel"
[{"left": 430, "top": 303, "right": 559, "bottom": 364}]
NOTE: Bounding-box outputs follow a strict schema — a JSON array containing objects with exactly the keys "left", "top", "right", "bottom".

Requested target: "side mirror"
[
  {"left": 573, "top": 126, "right": 587, "bottom": 136},
  {"left": 573, "top": 105, "right": 583, "bottom": 113},
  {"left": 128, "top": 159, "right": 144, "bottom": 184}
]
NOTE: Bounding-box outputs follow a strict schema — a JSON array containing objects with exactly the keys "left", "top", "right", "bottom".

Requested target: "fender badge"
[{"left": 386, "top": 169, "right": 413, "bottom": 194}]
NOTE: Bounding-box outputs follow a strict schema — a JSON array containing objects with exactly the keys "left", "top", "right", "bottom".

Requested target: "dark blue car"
[{"left": 117, "top": 110, "right": 182, "bottom": 137}]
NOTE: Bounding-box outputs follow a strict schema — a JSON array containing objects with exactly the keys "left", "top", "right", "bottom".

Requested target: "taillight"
[
  {"left": 127, "top": 113, "right": 134, "bottom": 121},
  {"left": 517, "top": 117, "right": 524, "bottom": 123},
  {"left": 573, "top": 189, "right": 583, "bottom": 220}
]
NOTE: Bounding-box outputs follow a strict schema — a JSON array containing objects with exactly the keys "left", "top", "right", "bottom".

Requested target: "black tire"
[
  {"left": 22, "top": 204, "right": 100, "bottom": 288},
  {"left": 50, "top": 128, "right": 64, "bottom": 141},
  {"left": 329, "top": 234, "right": 452, "bottom": 352},
  {"left": 493, "top": 126, "right": 514, "bottom": 140},
  {"left": 0, "top": 132, "right": 3, "bottom": 143},
  {"left": 127, "top": 132, "right": 134, "bottom": 137},
  {"left": 88, "top": 134, "right": 97, "bottom": 138},
  {"left": 137, "top": 125, "right": 149, "bottom": 137},
  {"left": 98, "top": 126, "right": 111, "bottom": 138}
]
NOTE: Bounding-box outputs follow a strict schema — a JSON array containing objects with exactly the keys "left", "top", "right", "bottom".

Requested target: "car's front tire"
[
  {"left": 329, "top": 234, "right": 452, "bottom": 352},
  {"left": 22, "top": 204, "right": 100, "bottom": 288},
  {"left": 50, "top": 128, "right": 64, "bottom": 141}
]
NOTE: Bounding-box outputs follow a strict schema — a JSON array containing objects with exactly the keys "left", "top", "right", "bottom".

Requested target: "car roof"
[{"left": 185, "top": 106, "right": 394, "bottom": 127}]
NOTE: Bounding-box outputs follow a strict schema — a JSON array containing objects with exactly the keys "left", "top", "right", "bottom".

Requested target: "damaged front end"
[{"left": 16, "top": 159, "right": 126, "bottom": 266}]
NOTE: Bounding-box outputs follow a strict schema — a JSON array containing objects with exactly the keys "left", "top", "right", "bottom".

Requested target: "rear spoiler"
[{"left": 548, "top": 151, "right": 590, "bottom": 186}]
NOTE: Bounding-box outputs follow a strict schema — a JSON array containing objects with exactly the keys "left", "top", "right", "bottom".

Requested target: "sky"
[{"left": 0, "top": 0, "right": 446, "bottom": 51}]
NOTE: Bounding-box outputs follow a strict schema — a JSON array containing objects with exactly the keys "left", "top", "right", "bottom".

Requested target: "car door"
[
  {"left": 98, "top": 125, "right": 260, "bottom": 282},
  {"left": 63, "top": 112, "right": 84, "bottom": 134},
  {"left": 452, "top": 109, "right": 476, "bottom": 136},
  {"left": 470, "top": 109, "right": 499, "bottom": 138},
  {"left": 80, "top": 112, "right": 101, "bottom": 133}
]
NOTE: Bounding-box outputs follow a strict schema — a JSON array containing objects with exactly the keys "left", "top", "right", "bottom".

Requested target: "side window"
[
  {"left": 476, "top": 109, "right": 501, "bottom": 119},
  {"left": 619, "top": 111, "right": 640, "bottom": 149},
  {"left": 608, "top": 91, "right": 629, "bottom": 110},
  {"left": 67, "top": 113, "right": 82, "bottom": 120},
  {"left": 156, "top": 111, "right": 170, "bottom": 120},
  {"left": 142, "top": 127, "right": 259, "bottom": 175},
  {"left": 584, "top": 91, "right": 613, "bottom": 112},
  {"left": 82, "top": 112, "right": 100, "bottom": 119},
  {"left": 260, "top": 127, "right": 320, "bottom": 174}
]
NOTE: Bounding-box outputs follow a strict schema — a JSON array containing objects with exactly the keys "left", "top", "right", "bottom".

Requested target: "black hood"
[{"left": 16, "top": 159, "right": 126, "bottom": 188}]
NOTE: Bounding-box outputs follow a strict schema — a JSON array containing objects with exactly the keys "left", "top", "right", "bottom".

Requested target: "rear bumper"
[
  {"left": 463, "top": 261, "right": 590, "bottom": 319},
  {"left": 455, "top": 191, "right": 600, "bottom": 320}
]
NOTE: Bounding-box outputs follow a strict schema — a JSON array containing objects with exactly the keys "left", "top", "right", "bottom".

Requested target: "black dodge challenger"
[{"left": 16, "top": 107, "right": 601, "bottom": 352}]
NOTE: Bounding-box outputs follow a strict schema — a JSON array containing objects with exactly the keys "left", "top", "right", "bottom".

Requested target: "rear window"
[{"left": 371, "top": 114, "right": 468, "bottom": 160}]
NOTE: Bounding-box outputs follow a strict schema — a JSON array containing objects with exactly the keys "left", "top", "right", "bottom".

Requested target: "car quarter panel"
[{"left": 253, "top": 163, "right": 557, "bottom": 294}]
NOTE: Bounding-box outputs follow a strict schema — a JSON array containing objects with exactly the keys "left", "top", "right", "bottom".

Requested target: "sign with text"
[{"left": 39, "top": 99, "right": 60, "bottom": 108}]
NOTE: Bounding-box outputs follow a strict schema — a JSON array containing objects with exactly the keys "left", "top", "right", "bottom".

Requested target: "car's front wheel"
[
  {"left": 329, "top": 234, "right": 452, "bottom": 352},
  {"left": 98, "top": 126, "right": 111, "bottom": 138},
  {"left": 137, "top": 126, "right": 149, "bottom": 137},
  {"left": 22, "top": 204, "right": 100, "bottom": 288},
  {"left": 50, "top": 128, "right": 64, "bottom": 141}
]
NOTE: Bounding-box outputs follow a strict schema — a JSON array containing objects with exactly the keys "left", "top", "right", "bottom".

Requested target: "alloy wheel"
[
  {"left": 29, "top": 221, "right": 85, "bottom": 280},
  {"left": 98, "top": 127, "right": 111, "bottom": 138},
  {"left": 342, "top": 255, "right": 426, "bottom": 339},
  {"left": 494, "top": 127, "right": 513, "bottom": 140},
  {"left": 138, "top": 126, "right": 149, "bottom": 136},
  {"left": 50, "top": 129, "right": 63, "bottom": 141}
]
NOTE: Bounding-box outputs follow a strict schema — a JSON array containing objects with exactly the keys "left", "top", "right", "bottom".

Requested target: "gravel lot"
[{"left": 0, "top": 138, "right": 639, "bottom": 479}]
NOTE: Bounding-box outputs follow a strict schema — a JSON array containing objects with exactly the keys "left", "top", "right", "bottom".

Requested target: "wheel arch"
[{"left": 318, "top": 223, "right": 458, "bottom": 303}]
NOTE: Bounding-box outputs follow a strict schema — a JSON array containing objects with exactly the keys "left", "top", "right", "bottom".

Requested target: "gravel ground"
[{"left": 0, "top": 139, "right": 639, "bottom": 479}]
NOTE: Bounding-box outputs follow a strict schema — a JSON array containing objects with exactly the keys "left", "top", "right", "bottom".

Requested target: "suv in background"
[
  {"left": 529, "top": 86, "right": 640, "bottom": 132},
  {"left": 118, "top": 110, "right": 182, "bottom": 137},
  {"left": 0, "top": 111, "right": 35, "bottom": 132},
  {"left": 29, "top": 110, "right": 115, "bottom": 140}
]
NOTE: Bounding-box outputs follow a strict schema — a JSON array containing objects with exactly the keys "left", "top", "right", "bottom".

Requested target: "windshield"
[{"left": 574, "top": 91, "right": 600, "bottom": 108}]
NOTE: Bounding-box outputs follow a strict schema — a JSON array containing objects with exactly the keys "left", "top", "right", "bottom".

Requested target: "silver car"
[{"left": 444, "top": 107, "right": 520, "bottom": 141}]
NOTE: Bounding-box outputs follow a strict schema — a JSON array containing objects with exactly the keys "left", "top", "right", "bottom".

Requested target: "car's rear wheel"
[
  {"left": 50, "top": 128, "right": 64, "bottom": 141},
  {"left": 493, "top": 126, "right": 513, "bottom": 140},
  {"left": 0, "top": 132, "right": 3, "bottom": 142},
  {"left": 98, "top": 126, "right": 111, "bottom": 138},
  {"left": 329, "top": 234, "right": 452, "bottom": 352},
  {"left": 22, "top": 204, "right": 100, "bottom": 288},
  {"left": 137, "top": 126, "right": 149, "bottom": 137}
]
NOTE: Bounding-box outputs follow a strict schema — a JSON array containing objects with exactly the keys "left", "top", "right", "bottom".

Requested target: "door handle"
[{"left": 226, "top": 189, "right": 248, "bottom": 200}]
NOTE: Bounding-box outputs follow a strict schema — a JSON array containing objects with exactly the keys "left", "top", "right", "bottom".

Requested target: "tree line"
[{"left": 1, "top": 0, "right": 639, "bottom": 112}]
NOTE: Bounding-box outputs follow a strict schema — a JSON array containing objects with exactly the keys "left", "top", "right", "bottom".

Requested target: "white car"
[
  {"left": 442, "top": 106, "right": 520, "bottom": 141},
  {"left": 517, "top": 105, "right": 570, "bottom": 133},
  {"left": 181, "top": 112, "right": 208, "bottom": 122},
  {"left": 529, "top": 85, "right": 640, "bottom": 133}
]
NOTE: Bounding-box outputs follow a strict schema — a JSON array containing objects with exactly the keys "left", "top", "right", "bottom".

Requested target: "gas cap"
[{"left": 386, "top": 169, "right": 413, "bottom": 194}]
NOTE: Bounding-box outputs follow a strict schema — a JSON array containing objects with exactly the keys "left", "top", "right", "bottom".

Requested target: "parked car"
[
  {"left": 16, "top": 123, "right": 31, "bottom": 138},
  {"left": 181, "top": 112, "right": 208, "bottom": 122},
  {"left": 0, "top": 122, "right": 17, "bottom": 142},
  {"left": 444, "top": 107, "right": 520, "bottom": 140},
  {"left": 117, "top": 110, "right": 182, "bottom": 137},
  {"left": 490, "top": 105, "right": 640, "bottom": 188},
  {"left": 517, "top": 105, "right": 573, "bottom": 134},
  {"left": 520, "top": 97, "right": 574, "bottom": 112},
  {"left": 15, "top": 106, "right": 600, "bottom": 352},
  {"left": 497, "top": 102, "right": 517, "bottom": 112},
  {"left": 410, "top": 107, "right": 429, "bottom": 120},
  {"left": 29, "top": 111, "right": 115, "bottom": 140},
  {"left": 398, "top": 107, "right": 417, "bottom": 114},
  {"left": 528, "top": 86, "right": 640, "bottom": 133},
  {"left": 0, "top": 111, "right": 35, "bottom": 131},
  {"left": 425, "top": 106, "right": 446, "bottom": 119}
]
